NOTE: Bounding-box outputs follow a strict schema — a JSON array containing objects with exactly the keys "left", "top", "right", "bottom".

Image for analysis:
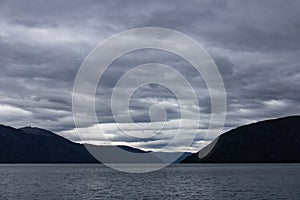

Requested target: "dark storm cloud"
[{"left": 0, "top": 0, "right": 299, "bottom": 151}]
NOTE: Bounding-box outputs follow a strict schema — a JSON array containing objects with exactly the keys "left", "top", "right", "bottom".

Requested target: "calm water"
[{"left": 0, "top": 164, "right": 299, "bottom": 200}]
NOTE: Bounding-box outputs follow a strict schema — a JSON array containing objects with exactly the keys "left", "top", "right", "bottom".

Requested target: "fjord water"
[{"left": 0, "top": 164, "right": 299, "bottom": 200}]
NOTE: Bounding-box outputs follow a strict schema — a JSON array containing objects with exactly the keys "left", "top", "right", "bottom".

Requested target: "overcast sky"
[{"left": 0, "top": 0, "right": 299, "bottom": 152}]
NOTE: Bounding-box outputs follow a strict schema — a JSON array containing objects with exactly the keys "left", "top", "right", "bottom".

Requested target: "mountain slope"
[
  {"left": 0, "top": 125, "right": 163, "bottom": 163},
  {"left": 0, "top": 125, "right": 99, "bottom": 163},
  {"left": 182, "top": 116, "right": 300, "bottom": 163}
]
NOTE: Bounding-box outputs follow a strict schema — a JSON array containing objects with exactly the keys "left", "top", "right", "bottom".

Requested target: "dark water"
[{"left": 0, "top": 164, "right": 299, "bottom": 200}]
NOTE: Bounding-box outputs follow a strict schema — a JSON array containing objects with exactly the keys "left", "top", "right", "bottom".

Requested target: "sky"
[{"left": 0, "top": 0, "right": 299, "bottom": 152}]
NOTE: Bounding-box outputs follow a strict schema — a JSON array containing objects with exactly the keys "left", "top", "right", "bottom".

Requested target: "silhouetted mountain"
[
  {"left": 0, "top": 125, "right": 161, "bottom": 163},
  {"left": 182, "top": 116, "right": 300, "bottom": 163},
  {"left": 150, "top": 152, "right": 192, "bottom": 163},
  {"left": 0, "top": 125, "right": 98, "bottom": 163}
]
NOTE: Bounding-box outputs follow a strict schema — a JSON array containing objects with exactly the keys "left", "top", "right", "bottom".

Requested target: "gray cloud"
[{"left": 0, "top": 0, "right": 299, "bottom": 152}]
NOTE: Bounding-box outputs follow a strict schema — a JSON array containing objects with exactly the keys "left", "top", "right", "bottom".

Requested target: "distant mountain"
[
  {"left": 182, "top": 116, "right": 300, "bottom": 163},
  {"left": 151, "top": 152, "right": 192, "bottom": 163},
  {"left": 0, "top": 125, "right": 161, "bottom": 163}
]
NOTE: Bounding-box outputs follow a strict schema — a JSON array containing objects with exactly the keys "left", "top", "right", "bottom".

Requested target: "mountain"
[
  {"left": 0, "top": 125, "right": 162, "bottom": 163},
  {"left": 150, "top": 152, "right": 192, "bottom": 163},
  {"left": 0, "top": 125, "right": 97, "bottom": 163},
  {"left": 181, "top": 116, "right": 300, "bottom": 163}
]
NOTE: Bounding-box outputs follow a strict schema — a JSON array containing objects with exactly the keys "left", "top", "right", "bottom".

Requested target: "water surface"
[{"left": 0, "top": 164, "right": 299, "bottom": 199}]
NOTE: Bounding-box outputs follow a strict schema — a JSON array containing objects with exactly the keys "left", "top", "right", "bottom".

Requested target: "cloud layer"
[{"left": 0, "top": 0, "right": 299, "bottom": 152}]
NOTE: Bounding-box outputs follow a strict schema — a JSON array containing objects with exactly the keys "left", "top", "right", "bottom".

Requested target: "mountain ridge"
[
  {"left": 0, "top": 125, "right": 99, "bottom": 163},
  {"left": 0, "top": 124, "right": 190, "bottom": 163},
  {"left": 181, "top": 115, "right": 300, "bottom": 163}
]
